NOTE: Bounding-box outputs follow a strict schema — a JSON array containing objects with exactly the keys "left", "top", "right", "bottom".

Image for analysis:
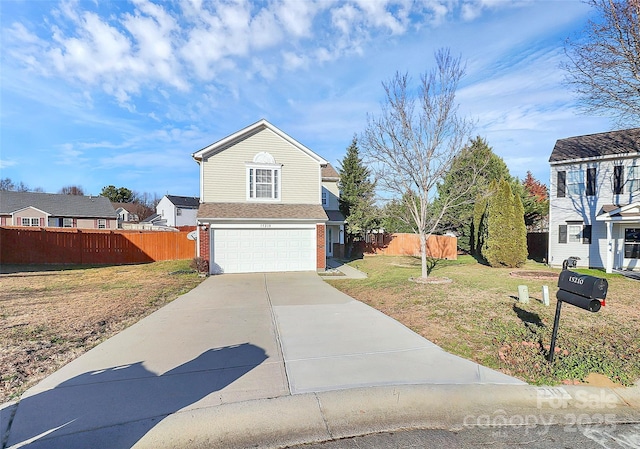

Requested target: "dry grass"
[
  {"left": 0, "top": 261, "right": 204, "bottom": 403},
  {"left": 328, "top": 255, "right": 640, "bottom": 386}
]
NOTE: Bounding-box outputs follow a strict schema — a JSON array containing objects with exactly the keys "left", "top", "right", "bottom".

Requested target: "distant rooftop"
[
  {"left": 549, "top": 128, "right": 640, "bottom": 163},
  {"left": 165, "top": 195, "right": 200, "bottom": 208},
  {"left": 0, "top": 191, "right": 116, "bottom": 218}
]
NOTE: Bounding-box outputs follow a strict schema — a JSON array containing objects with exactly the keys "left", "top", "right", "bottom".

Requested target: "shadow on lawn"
[{"left": 513, "top": 304, "right": 545, "bottom": 329}]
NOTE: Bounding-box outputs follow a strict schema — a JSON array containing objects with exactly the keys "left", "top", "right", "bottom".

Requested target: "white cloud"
[
  {"left": 282, "top": 51, "right": 308, "bottom": 71},
  {"left": 5, "top": 0, "right": 515, "bottom": 108},
  {"left": 0, "top": 159, "right": 17, "bottom": 169}
]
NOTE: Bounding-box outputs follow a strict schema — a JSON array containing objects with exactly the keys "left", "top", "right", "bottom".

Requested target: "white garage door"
[{"left": 212, "top": 228, "right": 316, "bottom": 274}]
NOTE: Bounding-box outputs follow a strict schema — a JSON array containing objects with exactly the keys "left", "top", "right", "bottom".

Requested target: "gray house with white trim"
[{"left": 548, "top": 128, "right": 640, "bottom": 272}]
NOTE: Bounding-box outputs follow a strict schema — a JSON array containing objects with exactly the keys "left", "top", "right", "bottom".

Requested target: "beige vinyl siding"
[
  {"left": 202, "top": 127, "right": 320, "bottom": 204},
  {"left": 322, "top": 180, "right": 340, "bottom": 210}
]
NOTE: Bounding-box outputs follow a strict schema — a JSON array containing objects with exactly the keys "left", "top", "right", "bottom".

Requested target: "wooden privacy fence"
[
  {"left": 0, "top": 226, "right": 196, "bottom": 265},
  {"left": 361, "top": 233, "right": 457, "bottom": 259},
  {"left": 527, "top": 232, "right": 549, "bottom": 262}
]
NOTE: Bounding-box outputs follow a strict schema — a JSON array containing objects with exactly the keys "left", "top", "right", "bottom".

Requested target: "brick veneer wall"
[
  {"left": 316, "top": 223, "right": 326, "bottom": 271},
  {"left": 199, "top": 225, "right": 210, "bottom": 271}
]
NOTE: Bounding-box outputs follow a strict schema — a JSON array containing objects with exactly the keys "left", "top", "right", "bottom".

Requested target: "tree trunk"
[{"left": 420, "top": 232, "right": 428, "bottom": 278}]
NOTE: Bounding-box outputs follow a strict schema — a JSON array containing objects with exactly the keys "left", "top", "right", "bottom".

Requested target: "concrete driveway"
[{"left": 3, "top": 272, "right": 523, "bottom": 449}]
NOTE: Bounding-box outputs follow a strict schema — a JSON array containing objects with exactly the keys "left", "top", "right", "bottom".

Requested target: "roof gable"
[
  {"left": 0, "top": 191, "right": 117, "bottom": 218},
  {"left": 192, "top": 119, "right": 328, "bottom": 165},
  {"left": 549, "top": 128, "right": 640, "bottom": 163},
  {"left": 12, "top": 205, "right": 49, "bottom": 216},
  {"left": 321, "top": 163, "right": 340, "bottom": 181}
]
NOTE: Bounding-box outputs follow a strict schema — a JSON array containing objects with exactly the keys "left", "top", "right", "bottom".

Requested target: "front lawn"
[
  {"left": 326, "top": 255, "right": 640, "bottom": 386},
  {"left": 0, "top": 260, "right": 205, "bottom": 402}
]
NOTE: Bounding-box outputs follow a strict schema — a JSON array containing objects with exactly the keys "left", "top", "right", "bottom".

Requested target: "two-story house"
[
  {"left": 192, "top": 119, "right": 345, "bottom": 274},
  {"left": 156, "top": 195, "right": 200, "bottom": 228},
  {"left": 548, "top": 128, "right": 640, "bottom": 273}
]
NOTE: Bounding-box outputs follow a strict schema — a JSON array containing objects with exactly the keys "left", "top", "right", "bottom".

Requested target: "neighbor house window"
[
  {"left": 625, "top": 228, "right": 640, "bottom": 259},
  {"left": 63, "top": 218, "right": 73, "bottom": 228},
  {"left": 248, "top": 167, "right": 280, "bottom": 200},
  {"left": 586, "top": 167, "right": 596, "bottom": 196},
  {"left": 629, "top": 166, "right": 640, "bottom": 193},
  {"left": 176, "top": 208, "right": 182, "bottom": 216},
  {"left": 98, "top": 219, "right": 106, "bottom": 229},
  {"left": 614, "top": 165, "right": 624, "bottom": 194},
  {"left": 567, "top": 170, "right": 584, "bottom": 195},
  {"left": 322, "top": 190, "right": 328, "bottom": 206},
  {"left": 556, "top": 171, "right": 566, "bottom": 198},
  {"left": 568, "top": 224, "right": 582, "bottom": 243},
  {"left": 21, "top": 218, "right": 39, "bottom": 227}
]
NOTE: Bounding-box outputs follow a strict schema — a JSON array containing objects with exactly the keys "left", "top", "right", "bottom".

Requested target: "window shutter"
[
  {"left": 586, "top": 168, "right": 596, "bottom": 196},
  {"left": 582, "top": 225, "right": 592, "bottom": 244},
  {"left": 73, "top": 218, "right": 77, "bottom": 227},
  {"left": 557, "top": 171, "right": 566, "bottom": 198},
  {"left": 614, "top": 165, "right": 624, "bottom": 194},
  {"left": 94, "top": 219, "right": 98, "bottom": 228},
  {"left": 559, "top": 225, "right": 567, "bottom": 243},
  {"left": 40, "top": 217, "right": 45, "bottom": 227}
]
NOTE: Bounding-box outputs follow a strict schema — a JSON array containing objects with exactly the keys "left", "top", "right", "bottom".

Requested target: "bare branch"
[
  {"left": 362, "top": 48, "right": 474, "bottom": 278},
  {"left": 562, "top": 0, "right": 640, "bottom": 126}
]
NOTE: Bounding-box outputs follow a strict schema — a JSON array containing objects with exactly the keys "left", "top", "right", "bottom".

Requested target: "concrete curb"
[{"left": 132, "top": 384, "right": 640, "bottom": 449}]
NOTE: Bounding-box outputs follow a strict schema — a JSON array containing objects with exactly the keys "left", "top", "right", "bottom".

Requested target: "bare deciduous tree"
[
  {"left": 362, "top": 48, "right": 479, "bottom": 279},
  {"left": 59, "top": 185, "right": 85, "bottom": 195},
  {"left": 562, "top": 0, "right": 640, "bottom": 126}
]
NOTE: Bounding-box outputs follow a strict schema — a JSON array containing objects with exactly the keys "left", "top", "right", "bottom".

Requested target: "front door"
[{"left": 623, "top": 227, "right": 640, "bottom": 270}]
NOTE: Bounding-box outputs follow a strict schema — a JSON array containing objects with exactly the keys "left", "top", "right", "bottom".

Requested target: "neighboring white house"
[
  {"left": 112, "top": 202, "right": 140, "bottom": 228},
  {"left": 548, "top": 128, "right": 640, "bottom": 272},
  {"left": 192, "top": 119, "right": 345, "bottom": 274},
  {"left": 155, "top": 195, "right": 200, "bottom": 228}
]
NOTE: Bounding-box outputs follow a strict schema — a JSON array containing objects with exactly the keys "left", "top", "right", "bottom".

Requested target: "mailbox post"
[{"left": 548, "top": 261, "right": 608, "bottom": 363}]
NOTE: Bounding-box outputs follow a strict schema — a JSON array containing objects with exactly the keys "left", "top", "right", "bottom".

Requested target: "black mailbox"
[
  {"left": 557, "top": 289, "right": 602, "bottom": 312},
  {"left": 557, "top": 270, "right": 608, "bottom": 300},
  {"left": 549, "top": 262, "right": 609, "bottom": 362}
]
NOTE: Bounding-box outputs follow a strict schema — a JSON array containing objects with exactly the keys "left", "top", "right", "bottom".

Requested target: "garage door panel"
[{"left": 212, "top": 228, "right": 316, "bottom": 274}]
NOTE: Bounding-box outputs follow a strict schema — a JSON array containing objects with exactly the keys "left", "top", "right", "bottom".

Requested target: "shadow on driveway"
[{"left": 5, "top": 343, "right": 267, "bottom": 449}]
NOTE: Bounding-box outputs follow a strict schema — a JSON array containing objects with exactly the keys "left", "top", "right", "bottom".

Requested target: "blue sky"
[{"left": 0, "top": 0, "right": 615, "bottom": 198}]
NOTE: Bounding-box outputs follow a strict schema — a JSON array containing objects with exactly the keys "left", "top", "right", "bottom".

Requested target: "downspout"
[{"left": 606, "top": 221, "right": 613, "bottom": 273}]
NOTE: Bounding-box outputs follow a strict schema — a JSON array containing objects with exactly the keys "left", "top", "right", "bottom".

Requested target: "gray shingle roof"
[
  {"left": 198, "top": 203, "right": 328, "bottom": 220},
  {"left": 0, "top": 191, "right": 117, "bottom": 218},
  {"left": 549, "top": 128, "right": 640, "bottom": 163},
  {"left": 166, "top": 195, "right": 200, "bottom": 208},
  {"left": 325, "top": 210, "right": 345, "bottom": 222}
]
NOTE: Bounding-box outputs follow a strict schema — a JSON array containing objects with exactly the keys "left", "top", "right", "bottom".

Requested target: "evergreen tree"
[
  {"left": 436, "top": 137, "right": 512, "bottom": 253},
  {"left": 338, "top": 136, "right": 376, "bottom": 253},
  {"left": 511, "top": 189, "right": 529, "bottom": 266},
  {"left": 476, "top": 179, "right": 527, "bottom": 268},
  {"left": 100, "top": 185, "right": 134, "bottom": 203}
]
